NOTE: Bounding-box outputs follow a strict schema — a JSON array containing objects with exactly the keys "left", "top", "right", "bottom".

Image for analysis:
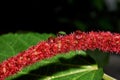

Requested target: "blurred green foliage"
[
  {"left": 55, "top": 0, "right": 120, "bottom": 32},
  {"left": 98, "top": 18, "right": 113, "bottom": 31},
  {"left": 92, "top": 0, "right": 104, "bottom": 11}
]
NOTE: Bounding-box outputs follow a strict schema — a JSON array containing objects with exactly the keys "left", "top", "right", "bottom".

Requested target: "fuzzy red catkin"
[{"left": 0, "top": 30, "right": 120, "bottom": 79}]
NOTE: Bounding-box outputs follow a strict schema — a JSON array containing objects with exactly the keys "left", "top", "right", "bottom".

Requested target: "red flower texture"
[{"left": 0, "top": 30, "right": 120, "bottom": 79}]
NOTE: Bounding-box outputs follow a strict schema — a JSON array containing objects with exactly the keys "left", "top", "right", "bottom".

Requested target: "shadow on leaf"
[{"left": 12, "top": 54, "right": 95, "bottom": 80}]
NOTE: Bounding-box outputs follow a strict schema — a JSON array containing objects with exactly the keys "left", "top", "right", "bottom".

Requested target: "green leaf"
[
  {"left": 58, "top": 31, "right": 66, "bottom": 35},
  {"left": 0, "top": 33, "right": 53, "bottom": 62},
  {"left": 0, "top": 33, "right": 104, "bottom": 80},
  {"left": 6, "top": 51, "right": 103, "bottom": 80},
  {"left": 86, "top": 50, "right": 110, "bottom": 68},
  {"left": 92, "top": 0, "right": 104, "bottom": 11}
]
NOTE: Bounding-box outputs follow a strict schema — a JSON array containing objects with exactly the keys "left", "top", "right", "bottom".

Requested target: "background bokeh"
[
  {"left": 0, "top": 0, "right": 120, "bottom": 79},
  {"left": 1, "top": 0, "right": 120, "bottom": 34}
]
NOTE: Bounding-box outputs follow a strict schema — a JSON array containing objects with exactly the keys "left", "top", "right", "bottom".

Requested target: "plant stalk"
[{"left": 103, "top": 73, "right": 117, "bottom": 80}]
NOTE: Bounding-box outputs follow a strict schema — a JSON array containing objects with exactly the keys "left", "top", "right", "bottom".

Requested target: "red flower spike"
[{"left": 0, "top": 30, "right": 120, "bottom": 79}]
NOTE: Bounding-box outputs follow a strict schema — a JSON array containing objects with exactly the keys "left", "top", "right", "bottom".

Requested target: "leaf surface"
[{"left": 0, "top": 33, "right": 104, "bottom": 80}]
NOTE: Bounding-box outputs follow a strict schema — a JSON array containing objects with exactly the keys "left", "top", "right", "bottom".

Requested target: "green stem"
[
  {"left": 81, "top": 65, "right": 117, "bottom": 80},
  {"left": 103, "top": 73, "right": 117, "bottom": 80}
]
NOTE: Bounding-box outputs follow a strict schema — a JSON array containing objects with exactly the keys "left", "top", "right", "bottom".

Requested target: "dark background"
[
  {"left": 0, "top": 0, "right": 120, "bottom": 79},
  {"left": 1, "top": 0, "right": 120, "bottom": 34}
]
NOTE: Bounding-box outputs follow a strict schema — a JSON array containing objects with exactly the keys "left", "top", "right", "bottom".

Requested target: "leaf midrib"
[{"left": 45, "top": 69, "right": 94, "bottom": 80}]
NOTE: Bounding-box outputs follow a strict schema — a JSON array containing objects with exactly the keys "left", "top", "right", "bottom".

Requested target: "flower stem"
[{"left": 103, "top": 73, "right": 117, "bottom": 80}]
